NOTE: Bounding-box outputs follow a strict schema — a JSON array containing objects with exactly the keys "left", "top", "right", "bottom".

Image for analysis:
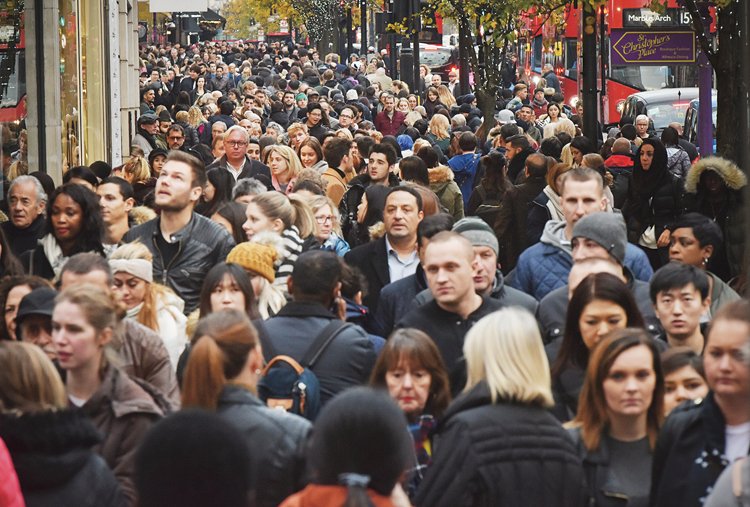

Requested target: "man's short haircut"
[
  {"left": 649, "top": 262, "right": 710, "bottom": 303},
  {"left": 500, "top": 123, "right": 521, "bottom": 142},
  {"left": 60, "top": 253, "right": 114, "bottom": 286},
  {"left": 369, "top": 143, "right": 397, "bottom": 166},
  {"left": 672, "top": 212, "right": 723, "bottom": 249},
  {"left": 424, "top": 231, "right": 474, "bottom": 262},
  {"left": 323, "top": 137, "right": 351, "bottom": 168},
  {"left": 507, "top": 134, "right": 530, "bottom": 151},
  {"left": 62, "top": 166, "right": 98, "bottom": 188},
  {"left": 458, "top": 132, "right": 477, "bottom": 152},
  {"left": 232, "top": 177, "right": 267, "bottom": 200},
  {"left": 525, "top": 153, "right": 548, "bottom": 179},
  {"left": 356, "top": 136, "right": 376, "bottom": 159},
  {"left": 100, "top": 176, "right": 135, "bottom": 201},
  {"left": 9, "top": 175, "right": 47, "bottom": 204},
  {"left": 398, "top": 156, "right": 429, "bottom": 186},
  {"left": 167, "top": 124, "right": 184, "bottom": 136},
  {"left": 291, "top": 250, "right": 342, "bottom": 298},
  {"left": 219, "top": 101, "right": 235, "bottom": 116},
  {"left": 539, "top": 136, "right": 563, "bottom": 160},
  {"left": 417, "top": 213, "right": 455, "bottom": 245},
  {"left": 620, "top": 124, "right": 637, "bottom": 141},
  {"left": 559, "top": 166, "right": 604, "bottom": 195},
  {"left": 386, "top": 185, "right": 423, "bottom": 212},
  {"left": 611, "top": 138, "right": 632, "bottom": 154},
  {"left": 225, "top": 125, "right": 250, "bottom": 143},
  {"left": 166, "top": 150, "right": 207, "bottom": 188}
]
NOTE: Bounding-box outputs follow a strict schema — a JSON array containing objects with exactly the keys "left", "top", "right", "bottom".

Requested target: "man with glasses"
[
  {"left": 166, "top": 125, "right": 186, "bottom": 151},
  {"left": 337, "top": 107, "right": 356, "bottom": 133},
  {"left": 206, "top": 125, "right": 271, "bottom": 186}
]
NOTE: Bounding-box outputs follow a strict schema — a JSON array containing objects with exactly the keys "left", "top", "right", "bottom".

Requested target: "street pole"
[
  {"left": 697, "top": 2, "right": 713, "bottom": 156},
  {"left": 360, "top": 0, "right": 368, "bottom": 52},
  {"left": 581, "top": 0, "right": 598, "bottom": 142},
  {"left": 347, "top": 7, "right": 354, "bottom": 57},
  {"left": 738, "top": 0, "right": 750, "bottom": 296},
  {"left": 412, "top": 0, "right": 420, "bottom": 95},
  {"left": 458, "top": 19, "right": 470, "bottom": 95}
]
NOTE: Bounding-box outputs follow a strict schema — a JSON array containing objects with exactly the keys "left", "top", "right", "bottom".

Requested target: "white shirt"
[{"left": 725, "top": 421, "right": 750, "bottom": 463}]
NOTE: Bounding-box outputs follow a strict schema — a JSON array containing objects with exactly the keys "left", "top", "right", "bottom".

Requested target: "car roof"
[{"left": 630, "top": 88, "right": 715, "bottom": 104}]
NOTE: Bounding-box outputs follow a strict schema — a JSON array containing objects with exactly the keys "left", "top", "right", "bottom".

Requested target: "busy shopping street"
[{"left": 0, "top": 0, "right": 748, "bottom": 506}]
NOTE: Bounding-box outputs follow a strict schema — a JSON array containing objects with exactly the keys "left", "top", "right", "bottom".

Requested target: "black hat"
[
  {"left": 16, "top": 288, "right": 57, "bottom": 327},
  {"left": 148, "top": 148, "right": 169, "bottom": 165},
  {"left": 458, "top": 103, "right": 472, "bottom": 114},
  {"left": 157, "top": 110, "right": 173, "bottom": 122}
]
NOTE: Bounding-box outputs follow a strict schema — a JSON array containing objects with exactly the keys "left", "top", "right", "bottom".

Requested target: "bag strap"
[
  {"left": 253, "top": 319, "right": 278, "bottom": 358},
  {"left": 301, "top": 320, "right": 352, "bottom": 368},
  {"left": 261, "top": 355, "right": 305, "bottom": 376}
]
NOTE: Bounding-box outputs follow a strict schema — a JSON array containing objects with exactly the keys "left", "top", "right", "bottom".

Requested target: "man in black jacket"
[
  {"left": 206, "top": 126, "right": 271, "bottom": 186},
  {"left": 261, "top": 251, "right": 376, "bottom": 406},
  {"left": 344, "top": 186, "right": 423, "bottom": 314},
  {"left": 122, "top": 151, "right": 235, "bottom": 314},
  {"left": 3, "top": 175, "right": 47, "bottom": 257},
  {"left": 397, "top": 232, "right": 503, "bottom": 392}
]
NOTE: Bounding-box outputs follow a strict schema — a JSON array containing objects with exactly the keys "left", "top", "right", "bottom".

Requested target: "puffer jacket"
[
  {"left": 122, "top": 212, "right": 235, "bottom": 314},
  {"left": 0, "top": 410, "right": 125, "bottom": 507},
  {"left": 684, "top": 156, "right": 747, "bottom": 281},
  {"left": 509, "top": 221, "right": 654, "bottom": 301},
  {"left": 650, "top": 392, "right": 746, "bottom": 507},
  {"left": 428, "top": 165, "right": 464, "bottom": 221},
  {"left": 81, "top": 365, "right": 166, "bottom": 505},
  {"left": 414, "top": 382, "right": 586, "bottom": 507},
  {"left": 621, "top": 170, "right": 683, "bottom": 245},
  {"left": 666, "top": 145, "right": 692, "bottom": 180},
  {"left": 217, "top": 385, "right": 311, "bottom": 507}
]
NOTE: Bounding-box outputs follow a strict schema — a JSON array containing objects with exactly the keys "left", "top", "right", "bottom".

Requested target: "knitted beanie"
[{"left": 226, "top": 242, "right": 277, "bottom": 283}]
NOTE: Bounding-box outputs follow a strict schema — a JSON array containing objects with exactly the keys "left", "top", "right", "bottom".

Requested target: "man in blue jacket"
[
  {"left": 509, "top": 167, "right": 653, "bottom": 300},
  {"left": 448, "top": 132, "right": 481, "bottom": 209}
]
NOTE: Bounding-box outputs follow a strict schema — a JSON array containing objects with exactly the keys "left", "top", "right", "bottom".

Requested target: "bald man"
[{"left": 604, "top": 137, "right": 636, "bottom": 209}]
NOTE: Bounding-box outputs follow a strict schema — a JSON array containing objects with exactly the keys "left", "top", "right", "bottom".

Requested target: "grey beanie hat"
[
  {"left": 572, "top": 212, "right": 627, "bottom": 265},
  {"left": 452, "top": 217, "right": 499, "bottom": 256}
]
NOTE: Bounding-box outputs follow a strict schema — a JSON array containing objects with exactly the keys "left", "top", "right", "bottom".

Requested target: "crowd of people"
[{"left": 0, "top": 38, "right": 749, "bottom": 507}]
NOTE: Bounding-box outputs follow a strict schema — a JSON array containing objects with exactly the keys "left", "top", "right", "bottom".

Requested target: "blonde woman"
[
  {"left": 110, "top": 242, "right": 188, "bottom": 370},
  {"left": 0, "top": 341, "right": 123, "bottom": 505},
  {"left": 426, "top": 114, "right": 451, "bottom": 154},
  {"left": 415, "top": 307, "right": 586, "bottom": 507},
  {"left": 242, "top": 191, "right": 316, "bottom": 294},
  {"left": 308, "top": 195, "right": 350, "bottom": 256},
  {"left": 120, "top": 156, "right": 156, "bottom": 205},
  {"left": 436, "top": 85, "right": 456, "bottom": 108},
  {"left": 264, "top": 144, "right": 303, "bottom": 194}
]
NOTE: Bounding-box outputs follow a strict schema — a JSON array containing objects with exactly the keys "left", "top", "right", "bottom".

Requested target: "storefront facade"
[{"left": 3, "top": 0, "right": 141, "bottom": 183}]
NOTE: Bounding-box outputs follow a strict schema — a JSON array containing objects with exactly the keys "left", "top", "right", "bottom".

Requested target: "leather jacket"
[{"left": 122, "top": 212, "right": 235, "bottom": 314}]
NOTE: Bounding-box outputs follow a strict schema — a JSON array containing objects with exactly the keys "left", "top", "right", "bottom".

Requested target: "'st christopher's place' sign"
[{"left": 611, "top": 30, "right": 696, "bottom": 65}]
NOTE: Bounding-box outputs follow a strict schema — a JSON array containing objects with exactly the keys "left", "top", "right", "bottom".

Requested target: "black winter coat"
[
  {"left": 0, "top": 409, "right": 125, "bottom": 507},
  {"left": 650, "top": 392, "right": 747, "bottom": 507},
  {"left": 122, "top": 212, "right": 235, "bottom": 314},
  {"left": 414, "top": 382, "right": 586, "bottom": 507},
  {"left": 217, "top": 385, "right": 311, "bottom": 507},
  {"left": 622, "top": 170, "right": 683, "bottom": 243}
]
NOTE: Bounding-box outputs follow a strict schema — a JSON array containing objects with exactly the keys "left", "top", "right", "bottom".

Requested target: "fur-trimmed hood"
[
  {"left": 428, "top": 165, "right": 454, "bottom": 184},
  {"left": 685, "top": 156, "right": 747, "bottom": 193}
]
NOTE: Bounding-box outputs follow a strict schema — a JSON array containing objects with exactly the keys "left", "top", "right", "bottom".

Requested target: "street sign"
[
  {"left": 610, "top": 30, "right": 696, "bottom": 65},
  {"left": 622, "top": 8, "right": 691, "bottom": 28}
]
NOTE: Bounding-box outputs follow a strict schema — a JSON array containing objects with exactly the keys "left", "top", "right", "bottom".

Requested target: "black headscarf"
[{"left": 632, "top": 138, "right": 669, "bottom": 196}]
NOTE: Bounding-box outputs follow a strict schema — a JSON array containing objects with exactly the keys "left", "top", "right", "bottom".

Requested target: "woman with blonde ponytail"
[
  {"left": 242, "top": 191, "right": 317, "bottom": 294},
  {"left": 181, "top": 310, "right": 311, "bottom": 507},
  {"left": 51, "top": 284, "right": 166, "bottom": 504}
]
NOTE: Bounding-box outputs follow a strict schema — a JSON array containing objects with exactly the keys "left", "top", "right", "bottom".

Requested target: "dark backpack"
[
  {"left": 473, "top": 186, "right": 503, "bottom": 226},
  {"left": 256, "top": 320, "right": 352, "bottom": 420}
]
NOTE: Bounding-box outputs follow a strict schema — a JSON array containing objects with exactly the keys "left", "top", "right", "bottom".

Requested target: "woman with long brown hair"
[
  {"left": 182, "top": 310, "right": 310, "bottom": 507},
  {"left": 567, "top": 329, "right": 664, "bottom": 506}
]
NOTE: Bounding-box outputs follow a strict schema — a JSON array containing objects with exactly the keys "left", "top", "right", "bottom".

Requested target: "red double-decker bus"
[
  {"left": 0, "top": 5, "right": 26, "bottom": 124},
  {"left": 518, "top": 0, "right": 700, "bottom": 125}
]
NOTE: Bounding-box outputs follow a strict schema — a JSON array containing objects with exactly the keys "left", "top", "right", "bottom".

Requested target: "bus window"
[
  {"left": 533, "top": 36, "right": 543, "bottom": 72},
  {"left": 564, "top": 38, "right": 577, "bottom": 77}
]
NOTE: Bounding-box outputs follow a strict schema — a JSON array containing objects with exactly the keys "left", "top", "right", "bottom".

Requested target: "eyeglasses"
[
  {"left": 315, "top": 215, "right": 334, "bottom": 224},
  {"left": 339, "top": 113, "right": 353, "bottom": 119},
  {"left": 227, "top": 140, "right": 248, "bottom": 147},
  {"left": 168, "top": 136, "right": 184, "bottom": 141}
]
